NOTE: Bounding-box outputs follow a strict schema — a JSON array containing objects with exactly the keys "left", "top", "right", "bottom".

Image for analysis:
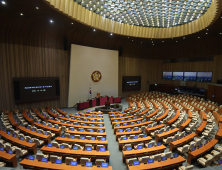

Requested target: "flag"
[{"left": 89, "top": 84, "right": 92, "bottom": 99}]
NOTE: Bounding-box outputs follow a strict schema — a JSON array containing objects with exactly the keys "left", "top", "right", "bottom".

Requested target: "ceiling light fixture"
[
  {"left": 110, "top": 33, "right": 113, "bottom": 36},
  {"left": 20, "top": 13, "right": 23, "bottom": 16},
  {"left": 36, "top": 7, "right": 39, "bottom": 9},
  {"left": 50, "top": 20, "right": 53, "bottom": 23},
  {"left": 1, "top": 1, "right": 5, "bottom": 5},
  {"left": 93, "top": 29, "right": 96, "bottom": 31},
  {"left": 71, "top": 23, "right": 73, "bottom": 24}
]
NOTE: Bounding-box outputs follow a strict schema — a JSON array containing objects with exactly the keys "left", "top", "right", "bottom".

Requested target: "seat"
[
  {"left": 65, "top": 133, "right": 70, "bottom": 138},
  {"left": 138, "top": 134, "right": 144, "bottom": 138},
  {"left": 25, "top": 136, "right": 32, "bottom": 142},
  {"left": 215, "top": 145, "right": 222, "bottom": 152},
  {"left": 211, "top": 150, "right": 221, "bottom": 161},
  {"left": 0, "top": 162, "right": 6, "bottom": 167},
  {"left": 46, "top": 131, "right": 55, "bottom": 138},
  {"left": 74, "top": 144, "right": 84, "bottom": 150},
  {"left": 161, "top": 151, "right": 172, "bottom": 159},
  {"left": 33, "top": 138, "right": 44, "bottom": 146},
  {"left": 134, "top": 143, "right": 143, "bottom": 150},
  {"left": 36, "top": 153, "right": 49, "bottom": 161},
  {"left": 5, "top": 143, "right": 17, "bottom": 152},
  {"left": 177, "top": 145, "right": 189, "bottom": 153},
  {"left": 80, "top": 157, "right": 91, "bottom": 166},
  {"left": 97, "top": 136, "right": 103, "bottom": 141},
  {"left": 85, "top": 144, "right": 93, "bottom": 150},
  {"left": 179, "top": 165, "right": 194, "bottom": 170},
  {"left": 126, "top": 158, "right": 137, "bottom": 166},
  {"left": 96, "top": 145, "right": 105, "bottom": 151},
  {"left": 150, "top": 154, "right": 161, "bottom": 161},
  {"left": 61, "top": 143, "right": 72, "bottom": 149},
  {"left": 86, "top": 136, "right": 91, "bottom": 140},
  {"left": 163, "top": 137, "right": 173, "bottom": 144},
  {"left": 15, "top": 148, "right": 28, "bottom": 156},
  {"left": 95, "top": 159, "right": 106, "bottom": 167},
  {"left": 52, "top": 141, "right": 59, "bottom": 148},
  {"left": 61, "top": 126, "right": 66, "bottom": 131},
  {"left": 65, "top": 157, "right": 77, "bottom": 165},
  {"left": 138, "top": 156, "right": 149, "bottom": 164},
  {"left": 50, "top": 155, "right": 62, "bottom": 163},
  {"left": 75, "top": 135, "right": 80, "bottom": 139},
  {"left": 197, "top": 157, "right": 212, "bottom": 166},
  {"left": 123, "top": 144, "right": 132, "bottom": 151}
]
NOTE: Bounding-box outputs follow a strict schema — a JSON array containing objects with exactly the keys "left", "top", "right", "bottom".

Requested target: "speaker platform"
[{"left": 95, "top": 104, "right": 122, "bottom": 114}]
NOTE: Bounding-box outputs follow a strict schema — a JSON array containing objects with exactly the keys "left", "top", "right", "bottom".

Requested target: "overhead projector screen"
[{"left": 68, "top": 44, "right": 118, "bottom": 107}]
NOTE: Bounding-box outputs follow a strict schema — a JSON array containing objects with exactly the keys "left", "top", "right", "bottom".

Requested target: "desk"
[
  {"left": 155, "top": 110, "right": 169, "bottom": 122},
  {"left": 166, "top": 110, "right": 180, "bottom": 126},
  {"left": 116, "top": 131, "right": 142, "bottom": 141},
  {"left": 122, "top": 145, "right": 166, "bottom": 162},
  {"left": 213, "top": 112, "right": 222, "bottom": 126},
  {"left": 70, "top": 113, "right": 103, "bottom": 117},
  {"left": 34, "top": 123, "right": 61, "bottom": 136},
  {"left": 200, "top": 111, "right": 207, "bottom": 121},
  {"left": 96, "top": 97, "right": 108, "bottom": 106},
  {"left": 77, "top": 101, "right": 90, "bottom": 111},
  {"left": 59, "top": 117, "right": 104, "bottom": 125},
  {"left": 113, "top": 121, "right": 153, "bottom": 134},
  {"left": 156, "top": 128, "right": 179, "bottom": 143},
  {"left": 146, "top": 109, "right": 159, "bottom": 120},
  {"left": 66, "top": 130, "right": 106, "bottom": 138},
  {"left": 195, "top": 120, "right": 207, "bottom": 135},
  {"left": 113, "top": 97, "right": 121, "bottom": 103},
  {"left": 41, "top": 146, "right": 110, "bottom": 162},
  {"left": 109, "top": 113, "right": 127, "bottom": 119},
  {"left": 18, "top": 126, "right": 51, "bottom": 143},
  {"left": 111, "top": 118, "right": 143, "bottom": 128},
  {"left": 8, "top": 112, "right": 18, "bottom": 130},
  {"left": 179, "top": 118, "right": 192, "bottom": 132},
  {"left": 145, "top": 124, "right": 165, "bottom": 135},
  {"left": 89, "top": 98, "right": 97, "bottom": 107},
  {"left": 46, "top": 109, "right": 58, "bottom": 118},
  {"left": 48, "top": 120, "right": 105, "bottom": 131},
  {"left": 0, "top": 130, "right": 37, "bottom": 154},
  {"left": 56, "top": 108, "right": 67, "bottom": 116},
  {"left": 169, "top": 133, "right": 196, "bottom": 151},
  {"left": 23, "top": 111, "right": 34, "bottom": 126},
  {"left": 55, "top": 137, "right": 108, "bottom": 149},
  {"left": 20, "top": 159, "right": 113, "bottom": 170},
  {"left": 111, "top": 115, "right": 134, "bottom": 121},
  {"left": 128, "top": 155, "right": 186, "bottom": 170},
  {"left": 0, "top": 151, "right": 17, "bottom": 167},
  {"left": 187, "top": 138, "right": 218, "bottom": 164},
  {"left": 137, "top": 108, "right": 149, "bottom": 117},
  {"left": 69, "top": 114, "right": 104, "bottom": 120},
  {"left": 188, "top": 110, "right": 193, "bottom": 118},
  {"left": 34, "top": 109, "right": 47, "bottom": 122},
  {"left": 118, "top": 136, "right": 152, "bottom": 150},
  {"left": 215, "top": 123, "right": 222, "bottom": 140}
]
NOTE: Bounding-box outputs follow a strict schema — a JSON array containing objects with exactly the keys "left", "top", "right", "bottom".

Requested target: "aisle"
[{"left": 103, "top": 114, "right": 127, "bottom": 170}]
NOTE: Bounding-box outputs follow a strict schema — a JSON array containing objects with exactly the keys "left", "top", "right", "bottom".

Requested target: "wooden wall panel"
[
  {"left": 0, "top": 43, "right": 69, "bottom": 111},
  {"left": 160, "top": 55, "right": 222, "bottom": 89},
  {"left": 118, "top": 56, "right": 162, "bottom": 98}
]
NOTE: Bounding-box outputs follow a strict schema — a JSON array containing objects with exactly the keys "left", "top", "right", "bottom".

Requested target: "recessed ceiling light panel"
[{"left": 75, "top": 0, "right": 212, "bottom": 28}]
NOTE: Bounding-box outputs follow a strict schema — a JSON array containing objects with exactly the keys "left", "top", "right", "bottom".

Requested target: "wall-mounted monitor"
[
  {"left": 13, "top": 77, "right": 60, "bottom": 104},
  {"left": 172, "top": 72, "right": 183, "bottom": 81},
  {"left": 184, "top": 72, "right": 197, "bottom": 81},
  {"left": 197, "top": 72, "right": 212, "bottom": 82},
  {"left": 162, "top": 72, "right": 172, "bottom": 80},
  {"left": 122, "top": 76, "right": 141, "bottom": 91}
]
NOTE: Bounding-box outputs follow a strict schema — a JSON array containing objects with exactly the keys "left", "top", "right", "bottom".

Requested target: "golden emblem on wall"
[{"left": 91, "top": 71, "right": 102, "bottom": 82}]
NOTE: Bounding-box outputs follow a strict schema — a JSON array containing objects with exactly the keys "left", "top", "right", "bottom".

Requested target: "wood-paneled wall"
[
  {"left": 119, "top": 57, "right": 162, "bottom": 98},
  {"left": 160, "top": 55, "right": 222, "bottom": 89},
  {"left": 0, "top": 43, "right": 70, "bottom": 111}
]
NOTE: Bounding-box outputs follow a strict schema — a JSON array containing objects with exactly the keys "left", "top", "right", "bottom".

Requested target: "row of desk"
[{"left": 77, "top": 97, "right": 121, "bottom": 110}]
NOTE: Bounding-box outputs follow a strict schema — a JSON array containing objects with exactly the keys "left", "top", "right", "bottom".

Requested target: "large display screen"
[
  {"left": 172, "top": 72, "right": 183, "bottom": 80},
  {"left": 184, "top": 72, "right": 197, "bottom": 81},
  {"left": 122, "top": 76, "right": 141, "bottom": 91},
  {"left": 162, "top": 72, "right": 172, "bottom": 80},
  {"left": 13, "top": 77, "right": 60, "bottom": 104},
  {"left": 197, "top": 72, "right": 212, "bottom": 82}
]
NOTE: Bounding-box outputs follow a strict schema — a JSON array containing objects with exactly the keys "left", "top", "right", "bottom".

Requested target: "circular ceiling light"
[{"left": 75, "top": 0, "right": 212, "bottom": 28}]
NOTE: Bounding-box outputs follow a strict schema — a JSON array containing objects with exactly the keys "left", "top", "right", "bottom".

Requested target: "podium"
[{"left": 96, "top": 96, "right": 108, "bottom": 106}]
